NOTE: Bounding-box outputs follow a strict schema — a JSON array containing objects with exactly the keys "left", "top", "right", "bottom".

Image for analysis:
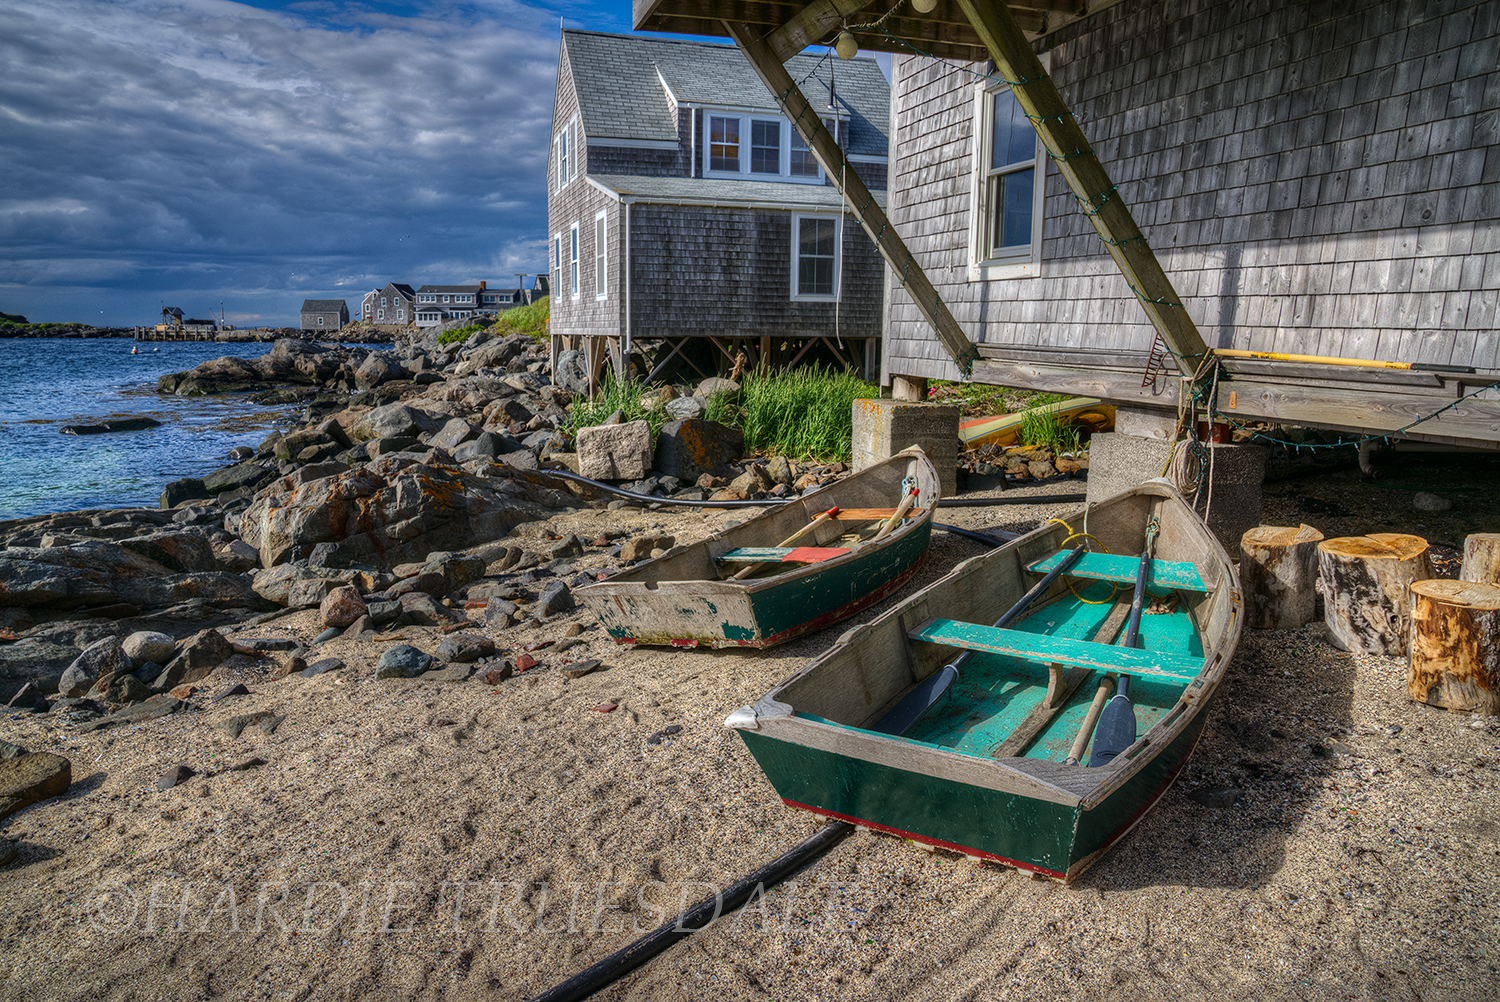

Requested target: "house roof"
[
  {"left": 588, "top": 173, "right": 887, "bottom": 212},
  {"left": 562, "top": 30, "right": 889, "bottom": 158},
  {"left": 385, "top": 283, "right": 416, "bottom": 297},
  {"left": 414, "top": 285, "right": 482, "bottom": 294},
  {"left": 300, "top": 300, "right": 347, "bottom": 312}
]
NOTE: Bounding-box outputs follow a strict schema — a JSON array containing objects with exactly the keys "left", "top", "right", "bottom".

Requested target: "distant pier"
[{"left": 134, "top": 327, "right": 217, "bottom": 341}]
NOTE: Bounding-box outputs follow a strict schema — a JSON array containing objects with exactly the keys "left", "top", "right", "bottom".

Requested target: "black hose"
[
  {"left": 544, "top": 468, "right": 1085, "bottom": 509},
  {"left": 934, "top": 523, "right": 1019, "bottom": 546},
  {"left": 528, "top": 821, "right": 854, "bottom": 1002}
]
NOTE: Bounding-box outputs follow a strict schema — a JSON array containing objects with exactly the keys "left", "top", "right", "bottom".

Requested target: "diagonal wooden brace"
[
  {"left": 954, "top": 0, "right": 1209, "bottom": 378},
  {"left": 724, "top": 19, "right": 982, "bottom": 378}
]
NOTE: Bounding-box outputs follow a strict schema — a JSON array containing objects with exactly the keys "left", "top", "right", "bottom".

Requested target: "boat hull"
[
  {"left": 726, "top": 481, "right": 1242, "bottom": 881},
  {"left": 576, "top": 448, "right": 940, "bottom": 649},
  {"left": 738, "top": 704, "right": 1206, "bottom": 879}
]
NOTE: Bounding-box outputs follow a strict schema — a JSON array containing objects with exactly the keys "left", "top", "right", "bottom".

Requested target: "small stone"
[
  {"left": 0, "top": 752, "right": 72, "bottom": 820},
  {"left": 319, "top": 585, "right": 369, "bottom": 629},
  {"left": 219, "top": 711, "right": 284, "bottom": 738},
  {"left": 374, "top": 644, "right": 432, "bottom": 679},
  {"left": 300, "top": 658, "right": 344, "bottom": 678},
  {"left": 0, "top": 836, "right": 16, "bottom": 866},
  {"left": 515, "top": 653, "right": 538, "bottom": 671},
  {"left": 122, "top": 631, "right": 176, "bottom": 667},
  {"left": 4, "top": 683, "right": 49, "bottom": 714},
  {"left": 563, "top": 660, "right": 602, "bottom": 680},
  {"left": 420, "top": 665, "right": 474, "bottom": 682},
  {"left": 435, "top": 634, "right": 496, "bottom": 663},
  {"left": 1188, "top": 786, "right": 1242, "bottom": 808},
  {"left": 564, "top": 623, "right": 584, "bottom": 638},
  {"left": 554, "top": 638, "right": 583, "bottom": 653},
  {"left": 228, "top": 757, "right": 267, "bottom": 772},
  {"left": 479, "top": 663, "right": 514, "bottom": 685},
  {"left": 1412, "top": 491, "right": 1452, "bottom": 512},
  {"left": 620, "top": 535, "right": 674, "bottom": 562},
  {"left": 211, "top": 683, "right": 251, "bottom": 702},
  {"left": 157, "top": 765, "right": 196, "bottom": 791},
  {"left": 169, "top": 684, "right": 198, "bottom": 699},
  {"left": 647, "top": 724, "right": 684, "bottom": 745},
  {"left": 313, "top": 627, "right": 342, "bottom": 645},
  {"left": 536, "top": 580, "right": 575, "bottom": 617},
  {"left": 591, "top": 703, "right": 618, "bottom": 713}
]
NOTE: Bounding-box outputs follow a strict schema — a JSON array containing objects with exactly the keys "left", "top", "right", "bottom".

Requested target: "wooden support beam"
[
  {"left": 954, "top": 0, "right": 1209, "bottom": 379},
  {"left": 765, "top": 0, "right": 869, "bottom": 63},
  {"left": 724, "top": 19, "right": 982, "bottom": 378}
]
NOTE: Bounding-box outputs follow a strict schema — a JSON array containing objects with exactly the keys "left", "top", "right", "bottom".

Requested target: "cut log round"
[
  {"left": 1408, "top": 579, "right": 1500, "bottom": 714},
  {"left": 1239, "top": 523, "right": 1325, "bottom": 630},
  {"left": 1318, "top": 533, "right": 1432, "bottom": 655},
  {"left": 1461, "top": 533, "right": 1500, "bottom": 585}
]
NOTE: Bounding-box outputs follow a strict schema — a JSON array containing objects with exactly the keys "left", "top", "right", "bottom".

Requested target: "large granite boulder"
[
  {"left": 0, "top": 538, "right": 262, "bottom": 611},
  {"left": 237, "top": 462, "right": 579, "bottom": 569},
  {"left": 354, "top": 352, "right": 408, "bottom": 390},
  {"left": 58, "top": 637, "right": 132, "bottom": 697},
  {"left": 348, "top": 403, "right": 443, "bottom": 443},
  {"left": 553, "top": 350, "right": 589, "bottom": 393},
  {"left": 267, "top": 339, "right": 342, "bottom": 383},
  {"left": 576, "top": 421, "right": 653, "bottom": 481}
]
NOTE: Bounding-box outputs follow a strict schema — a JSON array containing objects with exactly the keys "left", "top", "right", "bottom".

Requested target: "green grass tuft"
[{"left": 493, "top": 297, "right": 550, "bottom": 341}]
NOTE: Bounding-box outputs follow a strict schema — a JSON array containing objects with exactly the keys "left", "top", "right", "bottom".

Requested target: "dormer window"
[{"left": 704, "top": 112, "right": 843, "bottom": 183}]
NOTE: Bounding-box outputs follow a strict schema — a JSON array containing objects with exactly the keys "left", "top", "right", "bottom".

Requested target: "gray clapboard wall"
[{"left": 885, "top": 0, "right": 1499, "bottom": 386}]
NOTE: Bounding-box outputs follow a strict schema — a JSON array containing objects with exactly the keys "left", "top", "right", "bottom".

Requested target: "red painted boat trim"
[
  {"left": 780, "top": 797, "right": 1067, "bottom": 880},
  {"left": 607, "top": 555, "right": 926, "bottom": 650}
]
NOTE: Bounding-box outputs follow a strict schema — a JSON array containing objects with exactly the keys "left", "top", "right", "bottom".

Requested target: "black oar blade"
[{"left": 1088, "top": 692, "right": 1137, "bottom": 767}]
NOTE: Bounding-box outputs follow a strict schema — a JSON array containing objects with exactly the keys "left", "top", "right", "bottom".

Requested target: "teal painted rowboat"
[
  {"left": 725, "top": 480, "right": 1242, "bottom": 881},
  {"left": 574, "top": 447, "right": 940, "bottom": 649}
]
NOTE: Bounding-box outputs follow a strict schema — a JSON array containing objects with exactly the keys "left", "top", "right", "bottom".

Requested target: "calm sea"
[{"left": 0, "top": 338, "right": 302, "bottom": 521}]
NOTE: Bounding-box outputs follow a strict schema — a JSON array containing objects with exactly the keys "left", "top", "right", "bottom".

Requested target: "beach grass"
[{"left": 566, "top": 365, "right": 878, "bottom": 462}]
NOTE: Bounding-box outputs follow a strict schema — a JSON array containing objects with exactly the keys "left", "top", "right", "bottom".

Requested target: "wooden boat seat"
[
  {"left": 907, "top": 618, "right": 1204, "bottom": 682},
  {"left": 1027, "top": 551, "right": 1207, "bottom": 592},
  {"left": 716, "top": 546, "right": 850, "bottom": 564}
]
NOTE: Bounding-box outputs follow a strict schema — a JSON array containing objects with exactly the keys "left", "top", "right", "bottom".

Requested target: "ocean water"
[{"left": 0, "top": 338, "right": 301, "bottom": 521}]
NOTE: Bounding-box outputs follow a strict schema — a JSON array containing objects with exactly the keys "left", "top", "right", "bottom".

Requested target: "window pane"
[
  {"left": 797, "top": 218, "right": 836, "bottom": 296},
  {"left": 710, "top": 116, "right": 739, "bottom": 171},
  {"left": 751, "top": 120, "right": 780, "bottom": 173},
  {"left": 990, "top": 89, "right": 1035, "bottom": 170},
  {"left": 594, "top": 216, "right": 606, "bottom": 295},
  {"left": 789, "top": 130, "right": 819, "bottom": 177},
  {"left": 989, "top": 167, "right": 1034, "bottom": 252}
]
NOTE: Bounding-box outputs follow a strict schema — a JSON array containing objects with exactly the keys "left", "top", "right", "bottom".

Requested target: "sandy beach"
[{"left": 2, "top": 471, "right": 1497, "bottom": 1002}]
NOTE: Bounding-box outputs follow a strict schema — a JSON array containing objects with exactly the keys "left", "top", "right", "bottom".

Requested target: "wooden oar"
[
  {"left": 731, "top": 506, "right": 839, "bottom": 580},
  {"left": 1089, "top": 517, "right": 1159, "bottom": 767},
  {"left": 871, "top": 486, "right": 917, "bottom": 542}
]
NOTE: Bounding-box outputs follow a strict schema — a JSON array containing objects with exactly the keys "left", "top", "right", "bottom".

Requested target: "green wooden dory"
[
  {"left": 726, "top": 480, "right": 1242, "bottom": 881},
  {"left": 574, "top": 447, "right": 941, "bottom": 649}
]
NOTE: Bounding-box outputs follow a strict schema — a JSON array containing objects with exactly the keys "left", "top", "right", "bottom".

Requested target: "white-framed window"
[
  {"left": 791, "top": 214, "right": 840, "bottom": 301},
  {"left": 381, "top": 296, "right": 387, "bottom": 307},
  {"left": 704, "top": 111, "right": 843, "bottom": 183},
  {"left": 970, "top": 77, "right": 1046, "bottom": 279},
  {"left": 555, "top": 116, "right": 576, "bottom": 192},
  {"left": 377, "top": 309, "right": 384, "bottom": 320},
  {"left": 594, "top": 210, "right": 607, "bottom": 300},
  {"left": 569, "top": 223, "right": 580, "bottom": 299},
  {"left": 553, "top": 232, "right": 563, "bottom": 293},
  {"left": 397, "top": 309, "right": 404, "bottom": 320},
  {"left": 317, "top": 316, "right": 325, "bottom": 326}
]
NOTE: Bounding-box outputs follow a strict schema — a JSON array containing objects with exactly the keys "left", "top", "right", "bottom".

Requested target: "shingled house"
[
  {"left": 547, "top": 29, "right": 891, "bottom": 386},
  {"left": 629, "top": 0, "right": 1500, "bottom": 448},
  {"left": 299, "top": 299, "right": 349, "bottom": 332},
  {"left": 414, "top": 284, "right": 485, "bottom": 327}
]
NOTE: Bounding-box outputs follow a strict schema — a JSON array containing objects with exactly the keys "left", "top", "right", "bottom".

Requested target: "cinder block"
[{"left": 851, "top": 398, "right": 959, "bottom": 499}]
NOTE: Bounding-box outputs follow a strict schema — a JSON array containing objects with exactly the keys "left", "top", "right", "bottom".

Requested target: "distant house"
[
  {"left": 360, "top": 289, "right": 379, "bottom": 323},
  {"left": 158, "top": 306, "right": 184, "bottom": 329},
  {"left": 414, "top": 283, "right": 485, "bottom": 327},
  {"left": 369, "top": 283, "right": 416, "bottom": 325},
  {"left": 528, "top": 274, "right": 550, "bottom": 304},
  {"left": 183, "top": 317, "right": 219, "bottom": 332},
  {"left": 480, "top": 286, "right": 526, "bottom": 312},
  {"left": 300, "top": 299, "right": 349, "bottom": 332},
  {"left": 547, "top": 29, "right": 890, "bottom": 386}
]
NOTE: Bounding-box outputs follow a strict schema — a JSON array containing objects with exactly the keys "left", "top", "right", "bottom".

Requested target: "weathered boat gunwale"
[{"left": 729, "top": 480, "right": 1243, "bottom": 880}]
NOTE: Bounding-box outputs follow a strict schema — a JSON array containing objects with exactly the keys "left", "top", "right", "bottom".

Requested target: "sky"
[{"left": 0, "top": 0, "right": 647, "bottom": 328}]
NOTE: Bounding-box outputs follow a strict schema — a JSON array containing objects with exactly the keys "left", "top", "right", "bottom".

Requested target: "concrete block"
[
  {"left": 1087, "top": 435, "right": 1266, "bottom": 553},
  {"left": 851, "top": 398, "right": 959, "bottom": 499}
]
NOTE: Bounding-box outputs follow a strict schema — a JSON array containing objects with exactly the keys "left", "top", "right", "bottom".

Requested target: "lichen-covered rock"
[
  {"left": 653, "top": 419, "right": 744, "bottom": 482},
  {"left": 152, "top": 629, "right": 234, "bottom": 691},
  {"left": 59, "top": 637, "right": 131, "bottom": 698}
]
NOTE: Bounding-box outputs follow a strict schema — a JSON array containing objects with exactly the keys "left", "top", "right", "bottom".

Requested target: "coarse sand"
[{"left": 1, "top": 476, "right": 1497, "bottom": 1002}]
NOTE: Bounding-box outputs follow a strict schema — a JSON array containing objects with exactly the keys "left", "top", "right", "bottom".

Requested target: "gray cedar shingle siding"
[
  {"left": 300, "top": 299, "right": 348, "bottom": 331},
  {"left": 550, "top": 29, "right": 892, "bottom": 346},
  {"left": 884, "top": 0, "right": 1500, "bottom": 383}
]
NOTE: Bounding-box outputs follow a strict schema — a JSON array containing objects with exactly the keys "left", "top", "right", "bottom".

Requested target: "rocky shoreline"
[{"left": 4, "top": 328, "right": 1493, "bottom": 1001}]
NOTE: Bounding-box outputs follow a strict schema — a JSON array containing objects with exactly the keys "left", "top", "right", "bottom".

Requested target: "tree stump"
[
  {"left": 1239, "top": 524, "right": 1325, "bottom": 630},
  {"left": 1409, "top": 579, "right": 1500, "bottom": 714},
  {"left": 1318, "top": 533, "right": 1432, "bottom": 655},
  {"left": 1461, "top": 533, "right": 1500, "bottom": 585}
]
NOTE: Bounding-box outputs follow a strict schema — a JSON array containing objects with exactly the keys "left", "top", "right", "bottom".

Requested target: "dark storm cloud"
[{"left": 0, "top": 0, "right": 574, "bottom": 325}]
